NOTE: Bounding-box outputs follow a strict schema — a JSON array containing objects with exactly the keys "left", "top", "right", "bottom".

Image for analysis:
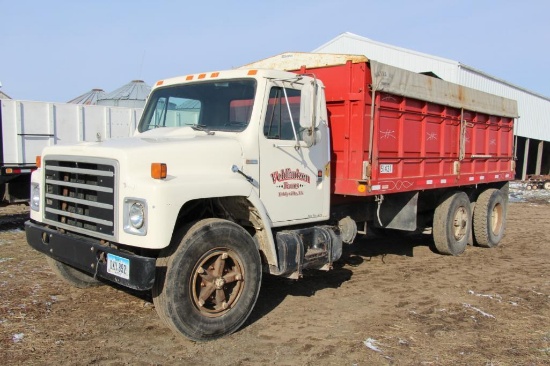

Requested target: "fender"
[
  {"left": 116, "top": 173, "right": 255, "bottom": 249},
  {"left": 245, "top": 188, "right": 278, "bottom": 267}
]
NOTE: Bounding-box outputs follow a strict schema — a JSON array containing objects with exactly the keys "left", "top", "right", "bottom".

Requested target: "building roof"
[
  {"left": 98, "top": 80, "right": 151, "bottom": 102},
  {"left": 0, "top": 90, "right": 12, "bottom": 99},
  {"left": 314, "top": 32, "right": 550, "bottom": 102},
  {"left": 67, "top": 88, "right": 106, "bottom": 105},
  {"left": 458, "top": 63, "right": 550, "bottom": 102},
  {"left": 314, "top": 32, "right": 459, "bottom": 67}
]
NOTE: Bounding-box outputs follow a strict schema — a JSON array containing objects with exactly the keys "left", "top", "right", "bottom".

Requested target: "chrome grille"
[{"left": 44, "top": 158, "right": 116, "bottom": 237}]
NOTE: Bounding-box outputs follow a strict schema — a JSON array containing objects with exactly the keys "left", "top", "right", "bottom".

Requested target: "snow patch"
[
  {"left": 363, "top": 338, "right": 382, "bottom": 352},
  {"left": 468, "top": 290, "right": 502, "bottom": 302},
  {"left": 12, "top": 333, "right": 24, "bottom": 343},
  {"left": 463, "top": 303, "right": 495, "bottom": 319}
]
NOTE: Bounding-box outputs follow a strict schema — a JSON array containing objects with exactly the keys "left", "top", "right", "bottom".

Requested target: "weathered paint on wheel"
[
  {"left": 433, "top": 191, "right": 471, "bottom": 256},
  {"left": 190, "top": 248, "right": 245, "bottom": 317},
  {"left": 473, "top": 189, "right": 506, "bottom": 248}
]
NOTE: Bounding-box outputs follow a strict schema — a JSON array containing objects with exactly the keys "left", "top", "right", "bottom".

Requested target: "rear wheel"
[
  {"left": 152, "top": 218, "right": 262, "bottom": 341},
  {"left": 46, "top": 257, "right": 103, "bottom": 288},
  {"left": 433, "top": 191, "right": 471, "bottom": 256},
  {"left": 473, "top": 189, "right": 506, "bottom": 248}
]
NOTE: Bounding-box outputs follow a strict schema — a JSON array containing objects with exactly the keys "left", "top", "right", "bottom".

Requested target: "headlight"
[
  {"left": 123, "top": 198, "right": 147, "bottom": 235},
  {"left": 129, "top": 203, "right": 144, "bottom": 229},
  {"left": 30, "top": 183, "right": 40, "bottom": 211}
]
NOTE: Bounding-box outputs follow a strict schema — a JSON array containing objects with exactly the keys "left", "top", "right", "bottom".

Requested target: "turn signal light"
[
  {"left": 36, "top": 156, "right": 42, "bottom": 168},
  {"left": 151, "top": 163, "right": 167, "bottom": 179}
]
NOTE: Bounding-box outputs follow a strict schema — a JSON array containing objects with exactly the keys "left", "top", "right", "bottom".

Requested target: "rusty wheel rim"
[
  {"left": 453, "top": 206, "right": 468, "bottom": 240},
  {"left": 190, "top": 248, "right": 244, "bottom": 317},
  {"left": 490, "top": 202, "right": 503, "bottom": 235}
]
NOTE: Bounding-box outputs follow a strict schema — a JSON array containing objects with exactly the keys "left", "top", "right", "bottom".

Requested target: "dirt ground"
[{"left": 1, "top": 195, "right": 549, "bottom": 365}]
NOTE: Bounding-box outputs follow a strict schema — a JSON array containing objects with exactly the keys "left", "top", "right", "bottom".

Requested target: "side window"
[{"left": 263, "top": 87, "right": 301, "bottom": 140}]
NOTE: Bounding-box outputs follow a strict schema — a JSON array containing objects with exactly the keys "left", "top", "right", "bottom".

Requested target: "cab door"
[{"left": 258, "top": 78, "right": 330, "bottom": 224}]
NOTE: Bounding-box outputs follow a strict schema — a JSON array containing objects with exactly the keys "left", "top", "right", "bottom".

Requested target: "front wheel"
[{"left": 153, "top": 218, "right": 262, "bottom": 341}]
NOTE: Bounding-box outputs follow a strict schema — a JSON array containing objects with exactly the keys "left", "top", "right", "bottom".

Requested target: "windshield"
[{"left": 138, "top": 79, "right": 256, "bottom": 133}]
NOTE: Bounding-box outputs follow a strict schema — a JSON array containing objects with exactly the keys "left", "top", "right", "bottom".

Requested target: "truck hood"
[{"left": 41, "top": 127, "right": 244, "bottom": 181}]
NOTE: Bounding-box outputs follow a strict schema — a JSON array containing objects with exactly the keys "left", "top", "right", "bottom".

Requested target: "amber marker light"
[
  {"left": 36, "top": 156, "right": 42, "bottom": 168},
  {"left": 151, "top": 163, "right": 167, "bottom": 179},
  {"left": 247, "top": 70, "right": 258, "bottom": 75}
]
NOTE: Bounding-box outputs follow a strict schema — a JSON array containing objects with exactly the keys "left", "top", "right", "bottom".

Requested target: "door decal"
[{"left": 270, "top": 168, "right": 311, "bottom": 197}]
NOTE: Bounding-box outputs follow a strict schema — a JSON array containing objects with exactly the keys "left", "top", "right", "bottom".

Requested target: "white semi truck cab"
[{"left": 25, "top": 67, "right": 339, "bottom": 341}]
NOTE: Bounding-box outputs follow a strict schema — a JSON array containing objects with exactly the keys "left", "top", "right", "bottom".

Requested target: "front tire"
[
  {"left": 153, "top": 218, "right": 262, "bottom": 341},
  {"left": 473, "top": 189, "right": 506, "bottom": 248},
  {"left": 433, "top": 191, "right": 471, "bottom": 256}
]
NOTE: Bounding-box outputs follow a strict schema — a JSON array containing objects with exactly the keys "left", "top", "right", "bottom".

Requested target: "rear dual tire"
[
  {"left": 473, "top": 189, "right": 506, "bottom": 248},
  {"left": 433, "top": 191, "right": 471, "bottom": 256},
  {"left": 433, "top": 188, "right": 507, "bottom": 255}
]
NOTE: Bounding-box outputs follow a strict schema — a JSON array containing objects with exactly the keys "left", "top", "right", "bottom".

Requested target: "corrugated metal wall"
[
  {"left": 314, "top": 32, "right": 550, "bottom": 143},
  {"left": 458, "top": 67, "right": 550, "bottom": 141}
]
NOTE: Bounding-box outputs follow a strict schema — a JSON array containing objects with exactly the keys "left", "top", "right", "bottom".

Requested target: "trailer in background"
[
  {"left": 0, "top": 100, "right": 142, "bottom": 203},
  {"left": 524, "top": 174, "right": 550, "bottom": 190}
]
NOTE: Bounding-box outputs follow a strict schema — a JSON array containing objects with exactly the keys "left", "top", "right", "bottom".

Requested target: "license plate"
[
  {"left": 380, "top": 164, "right": 393, "bottom": 174},
  {"left": 107, "top": 253, "right": 130, "bottom": 280}
]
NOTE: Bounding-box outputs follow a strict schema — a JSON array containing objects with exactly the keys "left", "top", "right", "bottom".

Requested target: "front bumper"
[{"left": 25, "top": 221, "right": 156, "bottom": 290}]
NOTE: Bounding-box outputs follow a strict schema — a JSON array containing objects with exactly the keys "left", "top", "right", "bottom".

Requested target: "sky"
[{"left": 2, "top": 0, "right": 550, "bottom": 103}]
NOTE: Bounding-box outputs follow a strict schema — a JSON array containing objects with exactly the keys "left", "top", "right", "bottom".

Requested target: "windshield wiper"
[{"left": 191, "top": 124, "right": 215, "bottom": 135}]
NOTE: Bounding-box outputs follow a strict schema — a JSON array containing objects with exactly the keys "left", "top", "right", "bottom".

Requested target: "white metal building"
[{"left": 313, "top": 32, "right": 550, "bottom": 178}]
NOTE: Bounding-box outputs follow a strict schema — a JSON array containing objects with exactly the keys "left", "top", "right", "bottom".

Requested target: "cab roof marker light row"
[
  {"left": 187, "top": 72, "right": 222, "bottom": 82},
  {"left": 155, "top": 70, "right": 256, "bottom": 87}
]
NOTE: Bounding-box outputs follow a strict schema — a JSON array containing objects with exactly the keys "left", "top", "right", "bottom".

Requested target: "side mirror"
[
  {"left": 299, "top": 77, "right": 319, "bottom": 146},
  {"left": 301, "top": 127, "right": 321, "bottom": 147}
]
